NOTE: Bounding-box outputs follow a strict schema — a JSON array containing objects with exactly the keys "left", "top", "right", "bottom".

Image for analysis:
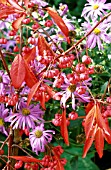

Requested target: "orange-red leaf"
[
  {"left": 0, "top": 7, "right": 15, "bottom": 19},
  {"left": 38, "top": 35, "right": 55, "bottom": 59},
  {"left": 95, "top": 128, "right": 104, "bottom": 158},
  {"left": 43, "top": 84, "right": 55, "bottom": 98},
  {"left": 23, "top": 47, "right": 36, "bottom": 64},
  {"left": 7, "top": 0, "right": 24, "bottom": 11},
  {"left": 0, "top": 0, "right": 7, "bottom": 4},
  {"left": 82, "top": 125, "right": 97, "bottom": 158},
  {"left": 24, "top": 62, "right": 38, "bottom": 88},
  {"left": 10, "top": 54, "right": 26, "bottom": 89},
  {"left": 60, "top": 109, "right": 69, "bottom": 146},
  {"left": 9, "top": 156, "right": 42, "bottom": 163},
  {"left": 27, "top": 81, "right": 40, "bottom": 106},
  {"left": 84, "top": 105, "right": 95, "bottom": 139},
  {"left": 12, "top": 13, "right": 26, "bottom": 30},
  {"left": 40, "top": 92, "right": 46, "bottom": 110},
  {"left": 96, "top": 104, "right": 110, "bottom": 135},
  {"left": 45, "top": 7, "right": 69, "bottom": 38}
]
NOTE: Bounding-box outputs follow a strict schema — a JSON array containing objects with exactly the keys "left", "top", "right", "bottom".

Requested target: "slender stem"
[
  {"left": 0, "top": 50, "right": 11, "bottom": 78},
  {"left": 102, "top": 77, "right": 111, "bottom": 101},
  {"left": 0, "top": 135, "right": 10, "bottom": 150}
]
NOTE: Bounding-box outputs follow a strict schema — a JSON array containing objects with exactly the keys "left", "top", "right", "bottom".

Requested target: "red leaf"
[
  {"left": 0, "top": 7, "right": 16, "bottom": 19},
  {"left": 96, "top": 104, "right": 110, "bottom": 135},
  {"left": 7, "top": 0, "right": 24, "bottom": 11},
  {"left": 24, "top": 0, "right": 29, "bottom": 7},
  {"left": 52, "top": 149, "right": 65, "bottom": 170},
  {"left": 82, "top": 125, "right": 97, "bottom": 158},
  {"left": 43, "top": 84, "right": 56, "bottom": 98},
  {"left": 40, "top": 92, "right": 46, "bottom": 110},
  {"left": 24, "top": 62, "right": 38, "bottom": 88},
  {"left": 10, "top": 54, "right": 26, "bottom": 89},
  {"left": 60, "top": 109, "right": 69, "bottom": 146},
  {"left": 104, "top": 131, "right": 111, "bottom": 144},
  {"left": 85, "top": 101, "right": 94, "bottom": 114},
  {"left": 38, "top": 35, "right": 55, "bottom": 59},
  {"left": 9, "top": 156, "right": 42, "bottom": 163},
  {"left": 45, "top": 7, "right": 69, "bottom": 38},
  {"left": 12, "top": 13, "right": 26, "bottom": 30},
  {"left": 84, "top": 105, "right": 95, "bottom": 139},
  {"left": 23, "top": 47, "right": 36, "bottom": 64},
  {"left": 0, "top": 0, "right": 7, "bottom": 4},
  {"left": 95, "top": 128, "right": 104, "bottom": 158},
  {"left": 27, "top": 81, "right": 41, "bottom": 106}
]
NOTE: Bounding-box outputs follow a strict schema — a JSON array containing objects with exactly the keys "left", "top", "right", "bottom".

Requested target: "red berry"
[
  {"left": 0, "top": 149, "right": 4, "bottom": 155},
  {"left": 68, "top": 111, "right": 78, "bottom": 120}
]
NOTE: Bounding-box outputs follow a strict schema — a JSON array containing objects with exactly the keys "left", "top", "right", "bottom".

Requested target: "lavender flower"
[
  {"left": 31, "top": 0, "right": 48, "bottom": 7},
  {"left": 82, "top": 20, "right": 111, "bottom": 50},
  {"left": 29, "top": 124, "right": 55, "bottom": 155},
  {"left": 81, "top": 0, "right": 111, "bottom": 20},
  {"left": 0, "top": 70, "right": 10, "bottom": 95},
  {"left": 58, "top": 3, "right": 68, "bottom": 16},
  {"left": 0, "top": 104, "right": 9, "bottom": 136},
  {"left": 5, "top": 101, "right": 44, "bottom": 130}
]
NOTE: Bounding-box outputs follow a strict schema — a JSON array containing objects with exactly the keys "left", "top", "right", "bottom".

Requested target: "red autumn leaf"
[
  {"left": 95, "top": 128, "right": 104, "bottom": 158},
  {"left": 96, "top": 104, "right": 110, "bottom": 135},
  {"left": 52, "top": 149, "right": 65, "bottom": 170},
  {"left": 104, "top": 130, "right": 111, "bottom": 144},
  {"left": 40, "top": 92, "right": 46, "bottom": 110},
  {"left": 24, "top": 0, "right": 29, "bottom": 7},
  {"left": 43, "top": 84, "right": 56, "bottom": 98},
  {"left": 85, "top": 101, "right": 94, "bottom": 114},
  {"left": 60, "top": 109, "right": 69, "bottom": 146},
  {"left": 24, "top": 62, "right": 38, "bottom": 88},
  {"left": 9, "top": 156, "right": 42, "bottom": 163},
  {"left": 10, "top": 54, "right": 26, "bottom": 89},
  {"left": 7, "top": 0, "right": 24, "bottom": 11},
  {"left": 27, "top": 81, "right": 41, "bottom": 106},
  {"left": 23, "top": 47, "right": 36, "bottom": 64},
  {"left": 12, "top": 13, "right": 26, "bottom": 30},
  {"left": 38, "top": 35, "right": 55, "bottom": 59},
  {"left": 0, "top": 0, "right": 7, "bottom": 4},
  {"left": 82, "top": 125, "right": 97, "bottom": 158},
  {"left": 0, "top": 7, "right": 16, "bottom": 19},
  {"left": 84, "top": 105, "right": 95, "bottom": 139},
  {"left": 45, "top": 7, "right": 69, "bottom": 38}
]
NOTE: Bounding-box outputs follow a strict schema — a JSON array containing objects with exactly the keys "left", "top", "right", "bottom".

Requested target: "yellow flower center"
[
  {"left": 67, "top": 84, "right": 76, "bottom": 92},
  {"left": 93, "top": 4, "right": 99, "bottom": 10},
  {"left": 0, "top": 76, "right": 3, "bottom": 83},
  {"left": 22, "top": 108, "right": 30, "bottom": 116},
  {"left": 93, "top": 28, "right": 101, "bottom": 35},
  {"left": 35, "top": 130, "right": 43, "bottom": 138},
  {"left": 0, "top": 118, "right": 4, "bottom": 126},
  {"left": 59, "top": 5, "right": 65, "bottom": 11}
]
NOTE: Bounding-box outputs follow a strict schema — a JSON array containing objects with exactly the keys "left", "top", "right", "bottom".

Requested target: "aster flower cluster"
[{"left": 81, "top": 0, "right": 111, "bottom": 50}]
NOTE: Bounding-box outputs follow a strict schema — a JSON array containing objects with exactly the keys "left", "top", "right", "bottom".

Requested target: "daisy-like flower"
[
  {"left": 0, "top": 104, "right": 9, "bottom": 136},
  {"left": 5, "top": 101, "right": 44, "bottom": 130},
  {"left": 58, "top": 3, "right": 68, "bottom": 16},
  {"left": 81, "top": 0, "right": 111, "bottom": 20},
  {"left": 54, "top": 77, "right": 91, "bottom": 110},
  {"left": 29, "top": 124, "right": 55, "bottom": 155},
  {"left": 82, "top": 20, "right": 111, "bottom": 50},
  {"left": 0, "top": 70, "right": 10, "bottom": 95}
]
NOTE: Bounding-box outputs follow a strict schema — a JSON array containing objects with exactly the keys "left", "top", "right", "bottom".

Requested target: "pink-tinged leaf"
[
  {"left": 96, "top": 104, "right": 110, "bottom": 135},
  {"left": 24, "top": 62, "right": 38, "bottom": 88},
  {"left": 9, "top": 156, "right": 42, "bottom": 163},
  {"left": 38, "top": 35, "right": 55, "bottom": 59},
  {"left": 24, "top": 0, "right": 29, "bottom": 7},
  {"left": 7, "top": 0, "right": 24, "bottom": 11},
  {"left": 82, "top": 125, "right": 97, "bottom": 158},
  {"left": 23, "top": 47, "right": 36, "bottom": 64},
  {"left": 10, "top": 54, "right": 26, "bottom": 89},
  {"left": 84, "top": 105, "right": 95, "bottom": 139},
  {"left": 45, "top": 7, "right": 69, "bottom": 38},
  {"left": 27, "top": 81, "right": 41, "bottom": 106},
  {"left": 60, "top": 109, "right": 69, "bottom": 146},
  {"left": 95, "top": 128, "right": 104, "bottom": 158},
  {"left": 40, "top": 92, "right": 46, "bottom": 110},
  {"left": 12, "top": 13, "right": 26, "bottom": 30}
]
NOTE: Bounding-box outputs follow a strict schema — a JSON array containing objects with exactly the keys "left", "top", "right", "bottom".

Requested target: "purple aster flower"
[
  {"left": 81, "top": 0, "right": 111, "bottom": 20},
  {"left": 31, "top": 0, "right": 48, "bottom": 7},
  {"left": 82, "top": 20, "right": 111, "bottom": 50},
  {"left": 0, "top": 70, "right": 10, "bottom": 95},
  {"left": 54, "top": 77, "right": 91, "bottom": 110},
  {"left": 0, "top": 104, "right": 9, "bottom": 136},
  {"left": 5, "top": 101, "right": 44, "bottom": 130},
  {"left": 29, "top": 124, "right": 55, "bottom": 155},
  {"left": 58, "top": 3, "right": 68, "bottom": 16}
]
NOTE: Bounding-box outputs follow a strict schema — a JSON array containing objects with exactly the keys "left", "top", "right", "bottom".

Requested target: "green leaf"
[{"left": 100, "top": 81, "right": 108, "bottom": 93}]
